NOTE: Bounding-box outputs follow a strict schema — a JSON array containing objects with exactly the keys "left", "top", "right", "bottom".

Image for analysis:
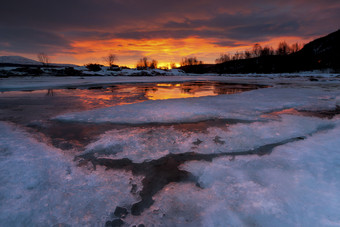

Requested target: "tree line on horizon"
[
  {"left": 36, "top": 41, "right": 303, "bottom": 70},
  {"left": 215, "top": 42, "right": 303, "bottom": 64}
]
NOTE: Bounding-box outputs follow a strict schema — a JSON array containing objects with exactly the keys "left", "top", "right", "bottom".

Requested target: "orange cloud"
[
  {"left": 50, "top": 35, "right": 315, "bottom": 67},
  {"left": 68, "top": 37, "right": 221, "bottom": 67},
  {"left": 60, "top": 37, "right": 243, "bottom": 67}
]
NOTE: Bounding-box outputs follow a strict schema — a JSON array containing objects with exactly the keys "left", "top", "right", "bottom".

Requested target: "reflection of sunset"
[
  {"left": 156, "top": 84, "right": 181, "bottom": 87},
  {"left": 65, "top": 87, "right": 146, "bottom": 108},
  {"left": 261, "top": 108, "right": 304, "bottom": 119},
  {"left": 146, "top": 82, "right": 261, "bottom": 100},
  {"left": 146, "top": 88, "right": 216, "bottom": 100},
  {"left": 270, "top": 108, "right": 302, "bottom": 116},
  {"left": 1, "top": 82, "right": 265, "bottom": 111}
]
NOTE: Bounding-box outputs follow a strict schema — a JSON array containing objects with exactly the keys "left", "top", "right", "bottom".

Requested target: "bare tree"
[
  {"left": 252, "top": 44, "right": 262, "bottom": 57},
  {"left": 136, "top": 57, "right": 148, "bottom": 69},
  {"left": 260, "top": 46, "right": 275, "bottom": 56},
  {"left": 180, "top": 57, "right": 203, "bottom": 66},
  {"left": 37, "top": 53, "right": 49, "bottom": 66},
  {"left": 136, "top": 57, "right": 158, "bottom": 69},
  {"left": 244, "top": 50, "right": 252, "bottom": 59},
  {"left": 46, "top": 89, "right": 54, "bottom": 96},
  {"left": 215, "top": 53, "right": 231, "bottom": 64},
  {"left": 170, "top": 62, "right": 177, "bottom": 69},
  {"left": 232, "top": 51, "right": 243, "bottom": 60},
  {"left": 291, "top": 43, "right": 302, "bottom": 53},
  {"left": 149, "top": 59, "right": 158, "bottom": 69},
  {"left": 102, "top": 53, "right": 117, "bottom": 68},
  {"left": 276, "top": 42, "right": 291, "bottom": 55}
]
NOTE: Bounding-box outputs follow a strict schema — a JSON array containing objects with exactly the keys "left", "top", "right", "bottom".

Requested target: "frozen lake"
[
  {"left": 1, "top": 75, "right": 340, "bottom": 226},
  {"left": 0, "top": 81, "right": 265, "bottom": 150}
]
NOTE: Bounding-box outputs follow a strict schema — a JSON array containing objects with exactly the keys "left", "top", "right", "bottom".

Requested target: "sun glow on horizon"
[
  {"left": 67, "top": 37, "right": 228, "bottom": 66},
  {"left": 12, "top": 36, "right": 315, "bottom": 67}
]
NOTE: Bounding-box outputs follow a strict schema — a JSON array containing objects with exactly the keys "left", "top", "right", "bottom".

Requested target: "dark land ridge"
[{"left": 181, "top": 29, "right": 340, "bottom": 74}]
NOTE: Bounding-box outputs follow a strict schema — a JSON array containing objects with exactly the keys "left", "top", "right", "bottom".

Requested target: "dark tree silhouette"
[
  {"left": 232, "top": 51, "right": 243, "bottom": 60},
  {"left": 260, "top": 46, "right": 275, "bottom": 56},
  {"left": 136, "top": 57, "right": 158, "bottom": 69},
  {"left": 170, "top": 62, "right": 177, "bottom": 69},
  {"left": 215, "top": 53, "right": 231, "bottom": 63},
  {"left": 252, "top": 44, "right": 262, "bottom": 57},
  {"left": 244, "top": 50, "right": 252, "bottom": 59},
  {"left": 102, "top": 53, "right": 117, "bottom": 68},
  {"left": 276, "top": 42, "right": 291, "bottom": 55},
  {"left": 180, "top": 57, "right": 203, "bottom": 66},
  {"left": 291, "top": 43, "right": 302, "bottom": 53},
  {"left": 85, "top": 63, "right": 102, "bottom": 72},
  {"left": 37, "top": 53, "right": 49, "bottom": 66},
  {"left": 136, "top": 57, "right": 148, "bottom": 69},
  {"left": 149, "top": 59, "right": 158, "bottom": 69}
]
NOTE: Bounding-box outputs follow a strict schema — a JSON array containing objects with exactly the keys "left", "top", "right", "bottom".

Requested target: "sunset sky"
[{"left": 1, "top": 0, "right": 339, "bottom": 67}]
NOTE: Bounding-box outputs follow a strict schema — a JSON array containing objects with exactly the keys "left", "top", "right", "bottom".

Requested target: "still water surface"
[{"left": 0, "top": 81, "right": 267, "bottom": 149}]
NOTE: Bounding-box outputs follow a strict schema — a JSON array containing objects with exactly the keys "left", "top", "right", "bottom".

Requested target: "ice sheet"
[
  {"left": 56, "top": 87, "right": 340, "bottom": 124},
  {"left": 2, "top": 75, "right": 340, "bottom": 226},
  {"left": 0, "top": 122, "right": 141, "bottom": 226},
  {"left": 124, "top": 119, "right": 340, "bottom": 226},
  {"left": 83, "top": 115, "right": 332, "bottom": 163}
]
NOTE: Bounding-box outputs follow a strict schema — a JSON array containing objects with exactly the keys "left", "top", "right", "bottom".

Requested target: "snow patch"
[
  {"left": 124, "top": 119, "right": 340, "bottom": 226},
  {"left": 0, "top": 122, "right": 141, "bottom": 226},
  {"left": 180, "top": 121, "right": 340, "bottom": 226}
]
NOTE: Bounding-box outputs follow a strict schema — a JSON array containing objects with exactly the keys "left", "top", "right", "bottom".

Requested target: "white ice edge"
[
  {"left": 82, "top": 114, "right": 334, "bottom": 163},
  {"left": 55, "top": 87, "right": 340, "bottom": 124}
]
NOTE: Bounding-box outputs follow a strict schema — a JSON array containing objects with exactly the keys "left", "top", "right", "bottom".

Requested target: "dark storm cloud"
[
  {"left": 114, "top": 10, "right": 300, "bottom": 43},
  {"left": 212, "top": 40, "right": 242, "bottom": 47},
  {"left": 0, "top": 0, "right": 339, "bottom": 54},
  {"left": 114, "top": 30, "right": 199, "bottom": 39},
  {"left": 64, "top": 31, "right": 115, "bottom": 41},
  {"left": 0, "top": 27, "right": 71, "bottom": 53},
  {"left": 226, "top": 21, "right": 300, "bottom": 41},
  {"left": 0, "top": 0, "right": 209, "bottom": 29},
  {"left": 159, "top": 11, "right": 302, "bottom": 42}
]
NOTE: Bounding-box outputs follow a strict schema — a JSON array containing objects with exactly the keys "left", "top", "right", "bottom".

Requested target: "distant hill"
[
  {"left": 293, "top": 29, "right": 340, "bottom": 71},
  {"left": 0, "top": 56, "right": 78, "bottom": 67},
  {"left": 181, "top": 29, "right": 340, "bottom": 74},
  {"left": 0, "top": 56, "right": 42, "bottom": 66}
]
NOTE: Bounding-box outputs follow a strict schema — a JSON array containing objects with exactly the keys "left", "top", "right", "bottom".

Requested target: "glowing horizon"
[{"left": 6, "top": 35, "right": 315, "bottom": 68}]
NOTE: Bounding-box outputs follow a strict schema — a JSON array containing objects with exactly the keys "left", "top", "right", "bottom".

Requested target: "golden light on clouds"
[
  {"left": 50, "top": 35, "right": 314, "bottom": 67},
  {"left": 67, "top": 37, "right": 248, "bottom": 67}
]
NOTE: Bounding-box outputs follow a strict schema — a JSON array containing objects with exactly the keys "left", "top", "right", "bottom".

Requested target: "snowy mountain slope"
[
  {"left": 0, "top": 56, "right": 42, "bottom": 65},
  {"left": 0, "top": 55, "right": 78, "bottom": 67}
]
